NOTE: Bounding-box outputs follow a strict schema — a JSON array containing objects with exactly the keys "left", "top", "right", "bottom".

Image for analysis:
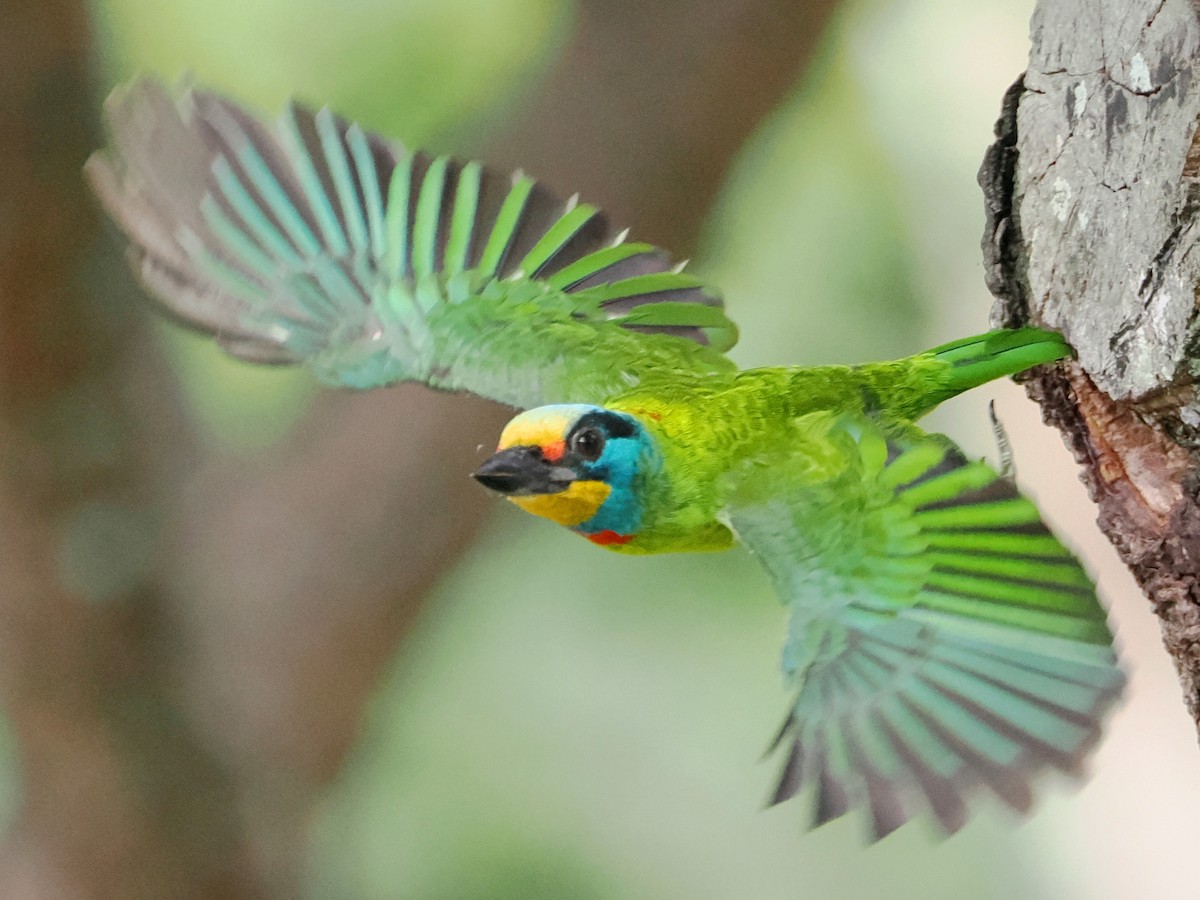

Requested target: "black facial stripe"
[{"left": 569, "top": 410, "right": 636, "bottom": 441}]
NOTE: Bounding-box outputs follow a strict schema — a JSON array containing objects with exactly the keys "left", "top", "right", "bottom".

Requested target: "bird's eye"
[{"left": 570, "top": 427, "right": 605, "bottom": 462}]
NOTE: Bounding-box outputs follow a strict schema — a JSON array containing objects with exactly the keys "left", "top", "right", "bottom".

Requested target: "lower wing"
[{"left": 725, "top": 413, "right": 1124, "bottom": 838}]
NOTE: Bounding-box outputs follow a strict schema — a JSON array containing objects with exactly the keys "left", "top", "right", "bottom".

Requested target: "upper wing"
[
  {"left": 724, "top": 413, "right": 1124, "bottom": 839},
  {"left": 86, "top": 78, "right": 737, "bottom": 409}
]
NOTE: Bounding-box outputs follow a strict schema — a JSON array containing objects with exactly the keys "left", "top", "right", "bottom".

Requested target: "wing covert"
[
  {"left": 86, "top": 77, "right": 737, "bottom": 409},
  {"left": 725, "top": 414, "right": 1124, "bottom": 838}
]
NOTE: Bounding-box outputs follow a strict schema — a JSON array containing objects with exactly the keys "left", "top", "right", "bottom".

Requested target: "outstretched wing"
[
  {"left": 86, "top": 78, "right": 737, "bottom": 409},
  {"left": 724, "top": 413, "right": 1123, "bottom": 839}
]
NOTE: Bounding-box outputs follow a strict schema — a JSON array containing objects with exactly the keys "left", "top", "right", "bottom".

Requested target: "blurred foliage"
[
  {"left": 56, "top": 499, "right": 158, "bottom": 604},
  {"left": 704, "top": 36, "right": 925, "bottom": 370},
  {"left": 82, "top": 0, "right": 1200, "bottom": 898},
  {"left": 0, "top": 719, "right": 19, "bottom": 841},
  {"left": 92, "top": 0, "right": 569, "bottom": 143}
]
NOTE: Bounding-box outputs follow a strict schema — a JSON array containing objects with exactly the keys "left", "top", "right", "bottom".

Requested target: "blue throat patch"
[{"left": 576, "top": 434, "right": 652, "bottom": 537}]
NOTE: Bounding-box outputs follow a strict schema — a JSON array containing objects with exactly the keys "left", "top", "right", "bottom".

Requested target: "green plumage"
[{"left": 88, "top": 77, "right": 1124, "bottom": 840}]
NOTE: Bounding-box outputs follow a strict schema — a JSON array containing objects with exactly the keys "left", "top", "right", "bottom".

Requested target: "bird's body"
[
  {"left": 481, "top": 332, "right": 1069, "bottom": 556},
  {"left": 570, "top": 367, "right": 906, "bottom": 555},
  {"left": 89, "top": 78, "right": 1124, "bottom": 839}
]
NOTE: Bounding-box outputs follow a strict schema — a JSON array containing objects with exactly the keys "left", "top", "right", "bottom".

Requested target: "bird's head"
[{"left": 472, "top": 404, "right": 659, "bottom": 545}]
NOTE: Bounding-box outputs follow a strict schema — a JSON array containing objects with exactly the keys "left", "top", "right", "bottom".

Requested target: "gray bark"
[{"left": 980, "top": 0, "right": 1200, "bottom": 729}]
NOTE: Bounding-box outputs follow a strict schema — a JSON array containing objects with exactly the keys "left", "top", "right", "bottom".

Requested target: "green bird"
[{"left": 88, "top": 78, "right": 1123, "bottom": 839}]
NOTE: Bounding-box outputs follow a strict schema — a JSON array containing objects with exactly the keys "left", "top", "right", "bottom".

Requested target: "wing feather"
[
  {"left": 726, "top": 414, "right": 1124, "bottom": 839},
  {"left": 87, "top": 77, "right": 737, "bottom": 409}
]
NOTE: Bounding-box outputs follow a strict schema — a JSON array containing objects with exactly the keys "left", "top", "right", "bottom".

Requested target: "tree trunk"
[{"left": 980, "top": 0, "right": 1200, "bottom": 733}]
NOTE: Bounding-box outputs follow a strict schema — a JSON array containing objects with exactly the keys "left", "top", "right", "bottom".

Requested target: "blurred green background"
[{"left": 84, "top": 0, "right": 1200, "bottom": 897}]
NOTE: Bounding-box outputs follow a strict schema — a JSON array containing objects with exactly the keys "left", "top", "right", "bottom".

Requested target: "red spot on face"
[
  {"left": 585, "top": 530, "right": 633, "bottom": 546},
  {"left": 630, "top": 407, "right": 663, "bottom": 422},
  {"left": 542, "top": 440, "right": 566, "bottom": 462}
]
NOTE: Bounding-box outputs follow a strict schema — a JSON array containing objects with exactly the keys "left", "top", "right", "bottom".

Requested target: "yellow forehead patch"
[
  {"left": 496, "top": 408, "right": 571, "bottom": 451},
  {"left": 509, "top": 480, "right": 611, "bottom": 527}
]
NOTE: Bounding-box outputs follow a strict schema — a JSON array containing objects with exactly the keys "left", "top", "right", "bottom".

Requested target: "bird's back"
[{"left": 602, "top": 330, "right": 1072, "bottom": 553}]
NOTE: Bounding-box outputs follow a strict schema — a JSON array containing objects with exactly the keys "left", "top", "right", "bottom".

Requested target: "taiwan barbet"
[{"left": 88, "top": 78, "right": 1124, "bottom": 839}]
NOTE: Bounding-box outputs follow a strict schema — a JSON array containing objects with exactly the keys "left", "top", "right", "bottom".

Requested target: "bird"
[{"left": 87, "top": 77, "right": 1124, "bottom": 840}]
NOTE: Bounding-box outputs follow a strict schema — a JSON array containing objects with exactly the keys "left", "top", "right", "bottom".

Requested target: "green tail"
[{"left": 930, "top": 327, "right": 1072, "bottom": 397}]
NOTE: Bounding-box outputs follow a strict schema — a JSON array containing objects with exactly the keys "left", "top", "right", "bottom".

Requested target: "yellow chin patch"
[{"left": 509, "top": 480, "right": 611, "bottom": 527}]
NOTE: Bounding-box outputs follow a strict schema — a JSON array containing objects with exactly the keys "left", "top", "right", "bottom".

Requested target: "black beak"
[{"left": 472, "top": 446, "right": 576, "bottom": 496}]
